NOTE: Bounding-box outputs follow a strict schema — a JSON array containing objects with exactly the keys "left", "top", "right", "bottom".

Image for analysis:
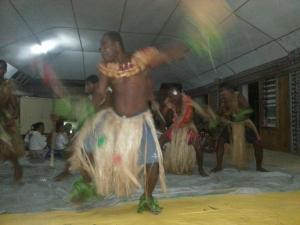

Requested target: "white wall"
[{"left": 20, "top": 97, "right": 54, "bottom": 134}]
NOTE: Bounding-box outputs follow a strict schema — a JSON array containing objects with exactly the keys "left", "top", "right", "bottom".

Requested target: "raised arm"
[{"left": 134, "top": 44, "right": 189, "bottom": 70}]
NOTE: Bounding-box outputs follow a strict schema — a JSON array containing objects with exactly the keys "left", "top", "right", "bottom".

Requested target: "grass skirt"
[
  {"left": 0, "top": 123, "right": 24, "bottom": 161},
  {"left": 163, "top": 123, "right": 197, "bottom": 174},
  {"left": 230, "top": 122, "right": 251, "bottom": 170},
  {"left": 69, "top": 108, "right": 166, "bottom": 197}
]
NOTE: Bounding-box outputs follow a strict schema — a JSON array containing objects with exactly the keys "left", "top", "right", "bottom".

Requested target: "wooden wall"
[
  {"left": 188, "top": 48, "right": 300, "bottom": 152},
  {"left": 259, "top": 75, "right": 290, "bottom": 151}
]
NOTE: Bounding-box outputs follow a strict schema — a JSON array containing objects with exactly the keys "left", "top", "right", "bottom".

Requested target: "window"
[
  {"left": 262, "top": 78, "right": 277, "bottom": 128},
  {"left": 290, "top": 71, "right": 300, "bottom": 153}
]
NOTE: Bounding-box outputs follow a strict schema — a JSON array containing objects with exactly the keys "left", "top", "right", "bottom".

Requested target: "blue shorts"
[
  {"left": 139, "top": 123, "right": 159, "bottom": 165},
  {"left": 83, "top": 117, "right": 159, "bottom": 165}
]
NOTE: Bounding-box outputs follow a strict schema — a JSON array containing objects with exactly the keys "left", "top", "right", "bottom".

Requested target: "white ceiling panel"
[
  {"left": 121, "top": 0, "right": 178, "bottom": 33},
  {"left": 236, "top": 0, "right": 300, "bottom": 38},
  {"left": 199, "top": 65, "right": 233, "bottom": 82},
  {"left": 168, "top": 61, "right": 196, "bottom": 80},
  {"left": 185, "top": 76, "right": 206, "bottom": 89},
  {"left": 183, "top": 52, "right": 218, "bottom": 75},
  {"left": 228, "top": 41, "right": 287, "bottom": 73},
  {"left": 154, "top": 35, "right": 182, "bottom": 47},
  {"left": 50, "top": 51, "right": 84, "bottom": 80},
  {"left": 11, "top": 0, "right": 75, "bottom": 32},
  {"left": 0, "top": 0, "right": 31, "bottom": 48},
  {"left": 200, "top": 79, "right": 212, "bottom": 87},
  {"left": 84, "top": 52, "right": 101, "bottom": 76},
  {"left": 153, "top": 36, "right": 219, "bottom": 79},
  {"left": 0, "top": 35, "right": 41, "bottom": 68},
  {"left": 38, "top": 28, "right": 81, "bottom": 53},
  {"left": 81, "top": 31, "right": 155, "bottom": 53},
  {"left": 185, "top": 64, "right": 234, "bottom": 89},
  {"left": 152, "top": 65, "right": 179, "bottom": 89},
  {"left": 162, "top": 0, "right": 232, "bottom": 36},
  {"left": 160, "top": 8, "right": 187, "bottom": 36},
  {"left": 278, "top": 30, "right": 300, "bottom": 52},
  {"left": 152, "top": 65, "right": 173, "bottom": 78},
  {"left": 80, "top": 29, "right": 105, "bottom": 52},
  {"left": 0, "top": 0, "right": 299, "bottom": 89},
  {"left": 225, "top": 0, "right": 249, "bottom": 11},
  {"left": 122, "top": 33, "right": 156, "bottom": 52},
  {"left": 215, "top": 14, "right": 272, "bottom": 64},
  {"left": 73, "top": 0, "right": 125, "bottom": 30}
]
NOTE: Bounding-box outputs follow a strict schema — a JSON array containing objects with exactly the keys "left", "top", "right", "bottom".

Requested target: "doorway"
[{"left": 248, "top": 82, "right": 260, "bottom": 130}]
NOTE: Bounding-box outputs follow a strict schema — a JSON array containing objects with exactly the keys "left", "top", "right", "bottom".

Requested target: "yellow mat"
[{"left": 1, "top": 191, "right": 300, "bottom": 225}]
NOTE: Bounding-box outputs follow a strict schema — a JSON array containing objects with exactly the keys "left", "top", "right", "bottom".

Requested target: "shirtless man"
[
  {"left": 69, "top": 31, "right": 187, "bottom": 214},
  {"left": 0, "top": 59, "right": 24, "bottom": 182},
  {"left": 211, "top": 84, "right": 267, "bottom": 172}
]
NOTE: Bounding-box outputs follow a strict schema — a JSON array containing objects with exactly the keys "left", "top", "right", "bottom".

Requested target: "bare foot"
[
  {"left": 71, "top": 194, "right": 85, "bottom": 204},
  {"left": 14, "top": 164, "right": 23, "bottom": 182},
  {"left": 211, "top": 166, "right": 223, "bottom": 173},
  {"left": 198, "top": 168, "right": 209, "bottom": 177},
  {"left": 256, "top": 167, "right": 268, "bottom": 172},
  {"left": 54, "top": 171, "right": 70, "bottom": 182}
]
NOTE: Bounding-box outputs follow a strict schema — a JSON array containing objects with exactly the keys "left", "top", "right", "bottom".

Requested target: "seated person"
[
  {"left": 54, "top": 121, "right": 69, "bottom": 159},
  {"left": 28, "top": 122, "right": 48, "bottom": 162},
  {"left": 24, "top": 124, "right": 34, "bottom": 150}
]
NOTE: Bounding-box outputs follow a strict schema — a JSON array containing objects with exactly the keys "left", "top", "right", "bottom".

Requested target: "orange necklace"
[{"left": 98, "top": 47, "right": 161, "bottom": 78}]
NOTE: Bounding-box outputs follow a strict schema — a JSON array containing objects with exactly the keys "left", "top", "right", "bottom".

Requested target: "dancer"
[
  {"left": 0, "top": 59, "right": 24, "bottom": 182},
  {"left": 69, "top": 31, "right": 188, "bottom": 214},
  {"left": 54, "top": 75, "right": 110, "bottom": 181},
  {"left": 211, "top": 84, "right": 267, "bottom": 172},
  {"left": 159, "top": 86, "right": 214, "bottom": 176}
]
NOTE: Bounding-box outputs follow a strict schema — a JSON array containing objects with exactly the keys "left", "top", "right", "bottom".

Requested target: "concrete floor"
[{"left": 0, "top": 150, "right": 300, "bottom": 213}]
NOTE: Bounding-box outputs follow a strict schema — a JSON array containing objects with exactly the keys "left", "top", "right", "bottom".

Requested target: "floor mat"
[
  {"left": 2, "top": 150, "right": 300, "bottom": 214},
  {"left": 1, "top": 191, "right": 300, "bottom": 225}
]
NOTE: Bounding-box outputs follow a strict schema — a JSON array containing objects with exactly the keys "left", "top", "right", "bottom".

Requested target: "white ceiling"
[{"left": 0, "top": 0, "right": 300, "bottom": 90}]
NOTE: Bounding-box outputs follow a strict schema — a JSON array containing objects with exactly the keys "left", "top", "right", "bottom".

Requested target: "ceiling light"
[{"left": 30, "top": 40, "right": 56, "bottom": 54}]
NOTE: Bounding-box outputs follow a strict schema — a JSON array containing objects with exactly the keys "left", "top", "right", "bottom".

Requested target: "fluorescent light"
[{"left": 30, "top": 40, "right": 56, "bottom": 55}]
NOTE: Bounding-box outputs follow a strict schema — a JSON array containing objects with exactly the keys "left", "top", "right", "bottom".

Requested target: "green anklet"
[
  {"left": 137, "top": 195, "right": 162, "bottom": 214},
  {"left": 70, "top": 177, "right": 97, "bottom": 202}
]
